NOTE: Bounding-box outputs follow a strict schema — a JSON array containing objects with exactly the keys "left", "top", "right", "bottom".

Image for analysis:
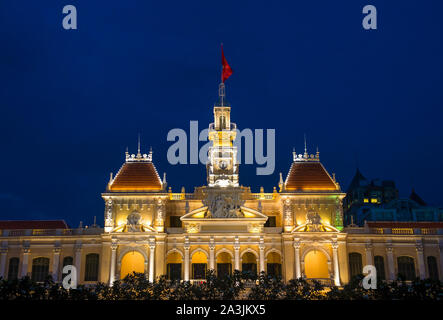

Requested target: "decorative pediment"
[
  {"left": 180, "top": 205, "right": 268, "bottom": 221},
  {"left": 111, "top": 210, "right": 157, "bottom": 233},
  {"left": 203, "top": 188, "right": 245, "bottom": 218},
  {"left": 292, "top": 211, "right": 340, "bottom": 233},
  {"left": 179, "top": 187, "right": 268, "bottom": 233}
]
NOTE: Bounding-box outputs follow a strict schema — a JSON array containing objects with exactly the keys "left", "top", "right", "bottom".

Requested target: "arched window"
[
  {"left": 241, "top": 252, "right": 257, "bottom": 276},
  {"left": 7, "top": 257, "right": 19, "bottom": 280},
  {"left": 266, "top": 252, "right": 282, "bottom": 278},
  {"left": 31, "top": 257, "right": 50, "bottom": 282},
  {"left": 348, "top": 252, "right": 363, "bottom": 280},
  {"left": 427, "top": 256, "right": 439, "bottom": 281},
  {"left": 374, "top": 256, "right": 386, "bottom": 281},
  {"left": 216, "top": 252, "right": 232, "bottom": 278},
  {"left": 191, "top": 251, "right": 207, "bottom": 280},
  {"left": 84, "top": 253, "right": 99, "bottom": 281},
  {"left": 166, "top": 251, "right": 182, "bottom": 281},
  {"left": 397, "top": 256, "right": 416, "bottom": 281}
]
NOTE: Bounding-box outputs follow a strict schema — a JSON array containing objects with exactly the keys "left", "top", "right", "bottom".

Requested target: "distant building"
[{"left": 344, "top": 169, "right": 443, "bottom": 226}]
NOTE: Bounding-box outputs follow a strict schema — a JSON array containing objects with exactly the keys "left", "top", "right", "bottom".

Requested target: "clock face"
[{"left": 219, "top": 160, "right": 228, "bottom": 170}]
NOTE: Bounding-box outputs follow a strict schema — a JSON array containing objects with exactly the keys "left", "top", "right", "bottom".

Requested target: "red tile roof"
[
  {"left": 285, "top": 162, "right": 338, "bottom": 191},
  {"left": 367, "top": 222, "right": 443, "bottom": 229},
  {"left": 0, "top": 220, "right": 68, "bottom": 230},
  {"left": 109, "top": 162, "right": 163, "bottom": 192}
]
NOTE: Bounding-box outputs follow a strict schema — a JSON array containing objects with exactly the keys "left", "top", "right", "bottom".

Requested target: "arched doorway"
[
  {"left": 31, "top": 257, "right": 50, "bottom": 282},
  {"left": 266, "top": 252, "right": 282, "bottom": 277},
  {"left": 304, "top": 250, "right": 329, "bottom": 279},
  {"left": 120, "top": 250, "right": 145, "bottom": 279},
  {"left": 241, "top": 252, "right": 257, "bottom": 275},
  {"left": 397, "top": 256, "right": 416, "bottom": 281},
  {"left": 166, "top": 251, "right": 183, "bottom": 281},
  {"left": 216, "top": 251, "right": 232, "bottom": 277},
  {"left": 191, "top": 251, "right": 207, "bottom": 280}
]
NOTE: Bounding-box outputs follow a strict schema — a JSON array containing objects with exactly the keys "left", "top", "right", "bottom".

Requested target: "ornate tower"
[{"left": 207, "top": 83, "right": 239, "bottom": 187}]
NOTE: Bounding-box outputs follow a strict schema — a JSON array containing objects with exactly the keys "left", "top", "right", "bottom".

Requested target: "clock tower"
[{"left": 207, "top": 83, "right": 239, "bottom": 187}]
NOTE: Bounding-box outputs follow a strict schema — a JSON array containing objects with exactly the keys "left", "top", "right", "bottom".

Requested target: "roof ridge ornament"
[
  {"left": 292, "top": 145, "right": 320, "bottom": 162},
  {"left": 125, "top": 144, "right": 152, "bottom": 162}
]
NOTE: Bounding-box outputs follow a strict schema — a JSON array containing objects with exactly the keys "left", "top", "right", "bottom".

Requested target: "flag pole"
[{"left": 220, "top": 43, "right": 224, "bottom": 106}]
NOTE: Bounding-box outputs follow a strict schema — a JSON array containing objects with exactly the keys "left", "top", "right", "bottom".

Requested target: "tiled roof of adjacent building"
[
  {"left": 108, "top": 149, "right": 163, "bottom": 192},
  {"left": 285, "top": 160, "right": 338, "bottom": 191},
  {"left": 0, "top": 220, "right": 68, "bottom": 230}
]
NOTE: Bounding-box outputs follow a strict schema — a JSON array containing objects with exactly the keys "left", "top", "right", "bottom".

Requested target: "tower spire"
[{"left": 304, "top": 134, "right": 308, "bottom": 158}]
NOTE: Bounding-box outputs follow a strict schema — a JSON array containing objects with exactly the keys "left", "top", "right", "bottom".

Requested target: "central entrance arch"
[
  {"left": 120, "top": 250, "right": 145, "bottom": 279},
  {"left": 303, "top": 249, "right": 330, "bottom": 279}
]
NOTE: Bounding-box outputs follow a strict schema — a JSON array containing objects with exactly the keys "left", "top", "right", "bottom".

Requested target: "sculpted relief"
[{"left": 203, "top": 191, "right": 245, "bottom": 218}]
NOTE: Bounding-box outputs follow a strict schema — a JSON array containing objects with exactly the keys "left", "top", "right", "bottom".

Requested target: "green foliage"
[
  {"left": 248, "top": 272, "right": 284, "bottom": 300},
  {"left": 283, "top": 278, "right": 325, "bottom": 300},
  {"left": 0, "top": 274, "right": 441, "bottom": 300}
]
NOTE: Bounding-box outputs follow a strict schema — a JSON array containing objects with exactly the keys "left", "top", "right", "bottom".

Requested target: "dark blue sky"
[{"left": 1, "top": 1, "right": 442, "bottom": 227}]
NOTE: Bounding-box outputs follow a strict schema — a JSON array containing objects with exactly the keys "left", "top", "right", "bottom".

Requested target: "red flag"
[{"left": 221, "top": 45, "right": 233, "bottom": 83}]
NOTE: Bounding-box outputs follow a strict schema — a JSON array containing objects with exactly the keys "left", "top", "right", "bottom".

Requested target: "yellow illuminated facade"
[{"left": 1, "top": 85, "right": 443, "bottom": 287}]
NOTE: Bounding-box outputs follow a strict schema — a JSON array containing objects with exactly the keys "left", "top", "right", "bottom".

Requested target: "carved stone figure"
[
  {"left": 306, "top": 211, "right": 323, "bottom": 232},
  {"left": 127, "top": 211, "right": 141, "bottom": 232},
  {"left": 204, "top": 191, "right": 244, "bottom": 218}
]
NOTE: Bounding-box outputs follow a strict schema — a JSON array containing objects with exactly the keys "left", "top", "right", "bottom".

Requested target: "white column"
[
  {"left": 52, "top": 247, "right": 61, "bottom": 282},
  {"left": 0, "top": 248, "right": 8, "bottom": 279},
  {"left": 21, "top": 247, "right": 30, "bottom": 278},
  {"left": 149, "top": 239, "right": 156, "bottom": 282},
  {"left": 259, "top": 238, "right": 265, "bottom": 273},
  {"left": 365, "top": 242, "right": 374, "bottom": 266},
  {"left": 74, "top": 245, "right": 82, "bottom": 281},
  {"left": 184, "top": 244, "right": 190, "bottom": 281},
  {"left": 234, "top": 237, "right": 240, "bottom": 271},
  {"left": 386, "top": 245, "right": 395, "bottom": 281},
  {"left": 109, "top": 243, "right": 117, "bottom": 286},
  {"left": 209, "top": 242, "right": 215, "bottom": 271},
  {"left": 332, "top": 242, "right": 341, "bottom": 286},
  {"left": 293, "top": 239, "right": 301, "bottom": 279},
  {"left": 416, "top": 242, "right": 426, "bottom": 280}
]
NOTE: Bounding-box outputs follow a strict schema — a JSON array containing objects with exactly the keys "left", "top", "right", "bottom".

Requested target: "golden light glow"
[
  {"left": 243, "top": 212, "right": 255, "bottom": 218},
  {"left": 371, "top": 198, "right": 378, "bottom": 203},
  {"left": 192, "top": 251, "right": 207, "bottom": 264},
  {"left": 216, "top": 252, "right": 232, "bottom": 264},
  {"left": 364, "top": 198, "right": 369, "bottom": 203},
  {"left": 166, "top": 252, "right": 182, "bottom": 264},
  {"left": 267, "top": 252, "right": 281, "bottom": 264},
  {"left": 192, "top": 212, "right": 205, "bottom": 218},
  {"left": 304, "top": 250, "right": 329, "bottom": 278},
  {"left": 242, "top": 252, "right": 256, "bottom": 264},
  {"left": 286, "top": 187, "right": 337, "bottom": 191},
  {"left": 120, "top": 251, "right": 145, "bottom": 279}
]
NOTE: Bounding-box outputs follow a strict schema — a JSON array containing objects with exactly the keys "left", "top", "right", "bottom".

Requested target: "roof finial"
[
  {"left": 162, "top": 172, "right": 167, "bottom": 189},
  {"left": 137, "top": 133, "right": 141, "bottom": 154},
  {"left": 279, "top": 172, "right": 285, "bottom": 192},
  {"left": 304, "top": 134, "right": 308, "bottom": 158},
  {"left": 292, "top": 147, "right": 296, "bottom": 161}
]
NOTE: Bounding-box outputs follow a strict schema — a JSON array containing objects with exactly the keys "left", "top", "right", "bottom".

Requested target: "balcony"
[{"left": 345, "top": 226, "right": 443, "bottom": 235}]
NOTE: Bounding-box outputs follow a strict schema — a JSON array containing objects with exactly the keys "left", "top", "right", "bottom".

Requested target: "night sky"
[{"left": 1, "top": 1, "right": 442, "bottom": 227}]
